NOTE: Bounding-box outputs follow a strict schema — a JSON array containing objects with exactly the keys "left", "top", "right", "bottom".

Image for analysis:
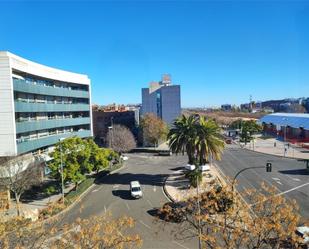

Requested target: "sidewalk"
[
  {"left": 243, "top": 137, "right": 309, "bottom": 160},
  {"left": 164, "top": 166, "right": 222, "bottom": 202},
  {"left": 0, "top": 183, "right": 75, "bottom": 221}
]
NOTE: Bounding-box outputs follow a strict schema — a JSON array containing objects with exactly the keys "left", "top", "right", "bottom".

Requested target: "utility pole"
[{"left": 59, "top": 138, "right": 65, "bottom": 204}]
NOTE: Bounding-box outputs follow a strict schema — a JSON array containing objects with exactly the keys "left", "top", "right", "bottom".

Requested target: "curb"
[
  {"left": 242, "top": 147, "right": 306, "bottom": 161},
  {"left": 39, "top": 164, "right": 126, "bottom": 225},
  {"left": 162, "top": 175, "right": 176, "bottom": 203}
]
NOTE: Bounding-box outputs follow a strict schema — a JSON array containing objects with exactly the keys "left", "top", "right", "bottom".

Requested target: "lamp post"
[
  {"left": 232, "top": 162, "right": 272, "bottom": 193},
  {"left": 196, "top": 168, "right": 202, "bottom": 249},
  {"left": 59, "top": 138, "right": 65, "bottom": 204}
]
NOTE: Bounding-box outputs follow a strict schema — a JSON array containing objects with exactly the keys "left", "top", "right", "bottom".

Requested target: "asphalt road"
[
  {"left": 59, "top": 153, "right": 196, "bottom": 249},
  {"left": 216, "top": 144, "right": 309, "bottom": 219}
]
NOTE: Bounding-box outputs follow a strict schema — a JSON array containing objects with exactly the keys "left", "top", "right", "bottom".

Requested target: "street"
[
  {"left": 59, "top": 153, "right": 195, "bottom": 249},
  {"left": 216, "top": 144, "right": 309, "bottom": 218}
]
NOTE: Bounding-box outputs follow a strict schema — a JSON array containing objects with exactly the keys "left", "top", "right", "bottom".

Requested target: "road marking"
[
  {"left": 153, "top": 186, "right": 156, "bottom": 192},
  {"left": 146, "top": 199, "right": 153, "bottom": 207},
  {"left": 172, "top": 241, "right": 190, "bottom": 249},
  {"left": 276, "top": 181, "right": 283, "bottom": 185},
  {"left": 92, "top": 189, "right": 98, "bottom": 192},
  {"left": 293, "top": 178, "right": 301, "bottom": 182},
  {"left": 104, "top": 205, "right": 107, "bottom": 213},
  {"left": 272, "top": 177, "right": 280, "bottom": 181},
  {"left": 139, "top": 220, "right": 151, "bottom": 229},
  {"left": 125, "top": 202, "right": 130, "bottom": 210},
  {"left": 277, "top": 182, "right": 309, "bottom": 196}
]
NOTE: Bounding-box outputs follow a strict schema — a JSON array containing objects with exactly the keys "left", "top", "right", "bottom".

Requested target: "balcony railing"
[
  {"left": 17, "top": 130, "right": 92, "bottom": 154},
  {"left": 13, "top": 79, "right": 89, "bottom": 99},
  {"left": 14, "top": 101, "right": 90, "bottom": 112},
  {"left": 16, "top": 117, "right": 91, "bottom": 133}
]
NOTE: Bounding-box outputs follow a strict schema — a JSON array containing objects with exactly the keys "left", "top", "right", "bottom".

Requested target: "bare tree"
[
  {"left": 107, "top": 124, "right": 136, "bottom": 153},
  {"left": 0, "top": 155, "right": 40, "bottom": 216}
]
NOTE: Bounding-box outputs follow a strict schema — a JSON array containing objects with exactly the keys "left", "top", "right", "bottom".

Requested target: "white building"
[{"left": 0, "top": 51, "right": 93, "bottom": 157}]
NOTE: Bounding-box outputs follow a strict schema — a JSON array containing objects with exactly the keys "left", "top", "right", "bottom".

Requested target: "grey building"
[{"left": 141, "top": 75, "right": 181, "bottom": 125}]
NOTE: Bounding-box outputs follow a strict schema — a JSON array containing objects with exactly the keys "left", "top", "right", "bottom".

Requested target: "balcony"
[
  {"left": 16, "top": 117, "right": 91, "bottom": 133},
  {"left": 14, "top": 101, "right": 90, "bottom": 112},
  {"left": 17, "top": 130, "right": 92, "bottom": 154},
  {"left": 13, "top": 79, "right": 89, "bottom": 99}
]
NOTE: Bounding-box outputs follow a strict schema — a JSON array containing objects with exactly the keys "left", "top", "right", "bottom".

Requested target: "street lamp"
[
  {"left": 232, "top": 162, "right": 272, "bottom": 193},
  {"left": 59, "top": 138, "right": 65, "bottom": 204}
]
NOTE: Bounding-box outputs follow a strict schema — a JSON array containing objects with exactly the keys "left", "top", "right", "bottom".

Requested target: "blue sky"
[{"left": 0, "top": 0, "right": 308, "bottom": 107}]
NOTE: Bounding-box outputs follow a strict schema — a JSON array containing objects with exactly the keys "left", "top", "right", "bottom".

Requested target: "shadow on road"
[
  {"left": 278, "top": 169, "right": 309, "bottom": 175},
  {"left": 94, "top": 172, "right": 169, "bottom": 186},
  {"left": 112, "top": 190, "right": 133, "bottom": 200}
]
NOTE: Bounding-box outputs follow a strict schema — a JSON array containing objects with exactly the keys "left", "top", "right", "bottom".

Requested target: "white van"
[{"left": 130, "top": 181, "right": 142, "bottom": 199}]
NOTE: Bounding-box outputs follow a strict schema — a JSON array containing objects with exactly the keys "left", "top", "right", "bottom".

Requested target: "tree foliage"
[
  {"left": 0, "top": 156, "right": 40, "bottom": 216},
  {"left": 140, "top": 113, "right": 168, "bottom": 146},
  {"left": 107, "top": 124, "right": 136, "bottom": 153},
  {"left": 240, "top": 120, "right": 262, "bottom": 144},
  {"left": 0, "top": 212, "right": 142, "bottom": 249},
  {"left": 49, "top": 137, "right": 114, "bottom": 187},
  {"left": 159, "top": 183, "right": 304, "bottom": 249},
  {"left": 168, "top": 114, "right": 225, "bottom": 166}
]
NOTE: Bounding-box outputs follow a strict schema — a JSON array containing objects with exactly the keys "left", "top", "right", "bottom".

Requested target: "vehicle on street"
[
  {"left": 184, "top": 164, "right": 195, "bottom": 171},
  {"left": 296, "top": 226, "right": 309, "bottom": 246},
  {"left": 199, "top": 164, "right": 210, "bottom": 171},
  {"left": 158, "top": 150, "right": 172, "bottom": 156},
  {"left": 121, "top": 155, "right": 129, "bottom": 161},
  {"left": 130, "top": 181, "right": 142, "bottom": 198}
]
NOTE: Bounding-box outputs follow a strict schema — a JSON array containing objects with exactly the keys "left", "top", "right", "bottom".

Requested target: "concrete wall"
[{"left": 0, "top": 53, "right": 17, "bottom": 156}]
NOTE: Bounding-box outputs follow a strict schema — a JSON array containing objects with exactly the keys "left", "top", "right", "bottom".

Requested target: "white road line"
[
  {"left": 272, "top": 177, "right": 280, "bottom": 181},
  {"left": 146, "top": 199, "right": 153, "bottom": 207},
  {"left": 104, "top": 205, "right": 107, "bottom": 213},
  {"left": 172, "top": 240, "right": 190, "bottom": 249},
  {"left": 293, "top": 178, "right": 301, "bottom": 182},
  {"left": 125, "top": 202, "right": 130, "bottom": 210},
  {"left": 276, "top": 181, "right": 283, "bottom": 185},
  {"left": 153, "top": 186, "right": 156, "bottom": 192},
  {"left": 277, "top": 182, "right": 309, "bottom": 196},
  {"left": 113, "top": 184, "right": 120, "bottom": 189},
  {"left": 92, "top": 189, "right": 98, "bottom": 192},
  {"left": 139, "top": 220, "right": 151, "bottom": 229}
]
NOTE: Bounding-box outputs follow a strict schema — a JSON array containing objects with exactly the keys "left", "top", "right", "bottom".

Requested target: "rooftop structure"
[{"left": 141, "top": 74, "right": 181, "bottom": 125}]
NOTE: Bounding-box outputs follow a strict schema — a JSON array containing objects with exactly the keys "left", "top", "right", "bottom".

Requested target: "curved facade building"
[{"left": 0, "top": 51, "right": 92, "bottom": 156}]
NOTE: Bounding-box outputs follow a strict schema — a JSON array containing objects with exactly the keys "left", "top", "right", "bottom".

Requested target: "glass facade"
[{"left": 13, "top": 72, "right": 92, "bottom": 154}]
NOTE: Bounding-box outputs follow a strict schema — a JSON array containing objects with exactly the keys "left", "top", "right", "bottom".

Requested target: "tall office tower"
[
  {"left": 0, "top": 51, "right": 92, "bottom": 157},
  {"left": 141, "top": 74, "right": 181, "bottom": 125}
]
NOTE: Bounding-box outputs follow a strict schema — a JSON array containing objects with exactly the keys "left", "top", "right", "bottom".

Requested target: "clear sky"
[{"left": 0, "top": 0, "right": 308, "bottom": 107}]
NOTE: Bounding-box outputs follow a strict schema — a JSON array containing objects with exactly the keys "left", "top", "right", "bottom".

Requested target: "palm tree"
[
  {"left": 195, "top": 117, "right": 225, "bottom": 166},
  {"left": 168, "top": 114, "right": 199, "bottom": 164},
  {"left": 168, "top": 114, "right": 225, "bottom": 166}
]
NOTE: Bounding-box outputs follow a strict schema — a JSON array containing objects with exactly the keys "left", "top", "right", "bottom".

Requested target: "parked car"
[
  {"left": 121, "top": 155, "right": 129, "bottom": 161},
  {"left": 158, "top": 150, "right": 172, "bottom": 156},
  {"left": 184, "top": 164, "right": 195, "bottom": 171},
  {"left": 130, "top": 181, "right": 142, "bottom": 198},
  {"left": 199, "top": 164, "right": 210, "bottom": 171},
  {"left": 296, "top": 226, "right": 309, "bottom": 245}
]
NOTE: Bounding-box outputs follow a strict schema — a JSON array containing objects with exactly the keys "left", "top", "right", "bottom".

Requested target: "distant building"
[
  {"left": 221, "top": 104, "right": 232, "bottom": 112},
  {"left": 260, "top": 113, "right": 309, "bottom": 143},
  {"left": 141, "top": 74, "right": 181, "bottom": 125},
  {"left": 92, "top": 104, "right": 139, "bottom": 146}
]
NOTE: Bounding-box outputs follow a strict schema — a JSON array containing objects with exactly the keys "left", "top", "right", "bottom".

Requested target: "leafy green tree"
[
  {"left": 196, "top": 117, "right": 225, "bottom": 165},
  {"left": 88, "top": 139, "right": 111, "bottom": 173},
  {"left": 240, "top": 120, "right": 262, "bottom": 144},
  {"left": 49, "top": 137, "right": 89, "bottom": 188},
  {"left": 169, "top": 114, "right": 225, "bottom": 166},
  {"left": 140, "top": 113, "right": 168, "bottom": 147},
  {"left": 168, "top": 114, "right": 199, "bottom": 164}
]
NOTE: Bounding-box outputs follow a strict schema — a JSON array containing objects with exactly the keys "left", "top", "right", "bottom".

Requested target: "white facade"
[{"left": 0, "top": 51, "right": 92, "bottom": 156}]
